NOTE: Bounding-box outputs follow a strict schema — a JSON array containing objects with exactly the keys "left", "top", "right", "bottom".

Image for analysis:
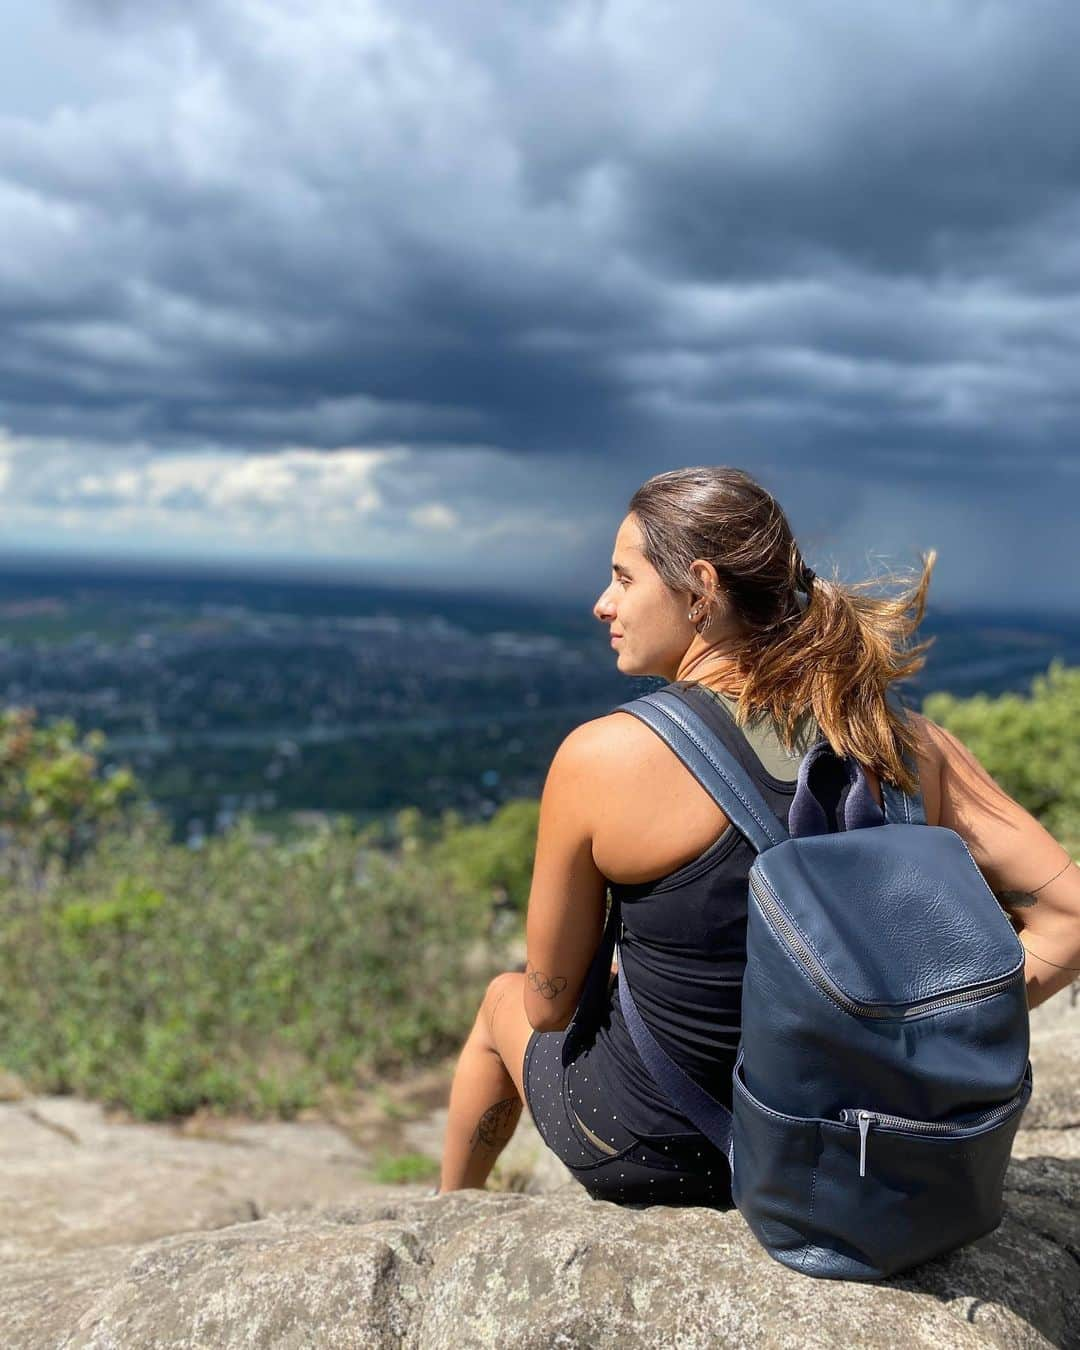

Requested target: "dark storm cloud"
[{"left": 1, "top": 0, "right": 1079, "bottom": 488}]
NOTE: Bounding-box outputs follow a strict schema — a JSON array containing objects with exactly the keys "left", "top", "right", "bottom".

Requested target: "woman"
[{"left": 436, "top": 466, "right": 1080, "bottom": 1202}]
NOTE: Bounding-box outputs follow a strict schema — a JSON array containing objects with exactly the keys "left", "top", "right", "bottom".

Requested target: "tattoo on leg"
[
  {"left": 525, "top": 961, "right": 567, "bottom": 1000},
  {"left": 469, "top": 1097, "right": 519, "bottom": 1152}
]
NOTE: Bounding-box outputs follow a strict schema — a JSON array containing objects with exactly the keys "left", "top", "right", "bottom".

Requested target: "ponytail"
[{"left": 627, "top": 467, "right": 936, "bottom": 797}]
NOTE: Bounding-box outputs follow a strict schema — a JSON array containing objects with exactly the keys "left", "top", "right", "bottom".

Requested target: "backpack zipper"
[
  {"left": 839, "top": 1095, "right": 1025, "bottom": 1177},
  {"left": 748, "top": 870, "right": 1023, "bottom": 1021}
]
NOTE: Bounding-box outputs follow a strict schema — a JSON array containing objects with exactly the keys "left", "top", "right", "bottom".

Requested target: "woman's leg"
[{"left": 438, "top": 971, "right": 536, "bottom": 1192}]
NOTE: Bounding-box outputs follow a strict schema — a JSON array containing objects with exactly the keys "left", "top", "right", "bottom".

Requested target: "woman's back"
[
  {"left": 592, "top": 685, "right": 894, "bottom": 887},
  {"left": 567, "top": 682, "right": 858, "bottom": 1139}
]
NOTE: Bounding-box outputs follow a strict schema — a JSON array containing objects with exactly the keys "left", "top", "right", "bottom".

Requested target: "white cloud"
[
  {"left": 408, "top": 502, "right": 459, "bottom": 531},
  {"left": 0, "top": 434, "right": 407, "bottom": 541},
  {"left": 0, "top": 431, "right": 606, "bottom": 590}
]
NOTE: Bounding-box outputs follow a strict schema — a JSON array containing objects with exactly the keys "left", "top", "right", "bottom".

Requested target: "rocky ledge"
[{"left": 1, "top": 994, "right": 1077, "bottom": 1349}]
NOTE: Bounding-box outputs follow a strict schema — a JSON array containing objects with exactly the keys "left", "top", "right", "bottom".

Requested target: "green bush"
[
  {"left": 0, "top": 811, "right": 512, "bottom": 1120},
  {"left": 923, "top": 659, "right": 1080, "bottom": 851},
  {"left": 370, "top": 1151, "right": 441, "bottom": 1185},
  {"left": 432, "top": 797, "right": 539, "bottom": 916}
]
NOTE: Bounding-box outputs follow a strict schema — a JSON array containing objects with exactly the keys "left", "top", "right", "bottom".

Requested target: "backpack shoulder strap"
[
  {"left": 612, "top": 682, "right": 787, "bottom": 1166},
  {"left": 880, "top": 685, "right": 928, "bottom": 826},
  {"left": 613, "top": 685, "right": 789, "bottom": 854},
  {"left": 618, "top": 953, "right": 735, "bottom": 1171}
]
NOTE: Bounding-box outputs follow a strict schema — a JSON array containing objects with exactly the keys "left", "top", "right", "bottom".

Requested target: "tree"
[{"left": 0, "top": 706, "right": 146, "bottom": 895}]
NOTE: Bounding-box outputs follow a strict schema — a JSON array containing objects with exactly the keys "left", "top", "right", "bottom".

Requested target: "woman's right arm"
[{"left": 919, "top": 715, "right": 1080, "bottom": 1010}]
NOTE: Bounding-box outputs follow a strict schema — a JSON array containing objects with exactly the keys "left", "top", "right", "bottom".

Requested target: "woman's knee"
[{"left": 481, "top": 970, "right": 523, "bottom": 1037}]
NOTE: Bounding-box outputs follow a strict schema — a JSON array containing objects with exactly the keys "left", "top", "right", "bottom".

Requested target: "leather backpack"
[{"left": 614, "top": 681, "right": 1032, "bottom": 1281}]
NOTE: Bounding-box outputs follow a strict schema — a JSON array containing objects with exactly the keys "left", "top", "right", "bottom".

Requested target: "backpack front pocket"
[
  {"left": 838, "top": 1066, "right": 1032, "bottom": 1180},
  {"left": 730, "top": 1054, "right": 1032, "bottom": 1281}
]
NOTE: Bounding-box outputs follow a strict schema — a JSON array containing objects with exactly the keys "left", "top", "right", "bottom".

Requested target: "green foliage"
[
  {"left": 8, "top": 659, "right": 1071, "bottom": 1124},
  {"left": 0, "top": 706, "right": 145, "bottom": 890},
  {"left": 923, "top": 660, "right": 1080, "bottom": 849},
  {"left": 432, "top": 798, "right": 540, "bottom": 915},
  {"left": 57, "top": 879, "right": 166, "bottom": 937},
  {"left": 0, "top": 808, "right": 515, "bottom": 1120}
]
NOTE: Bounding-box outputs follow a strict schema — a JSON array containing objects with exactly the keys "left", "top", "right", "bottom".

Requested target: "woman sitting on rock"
[{"left": 436, "top": 465, "right": 1080, "bottom": 1204}]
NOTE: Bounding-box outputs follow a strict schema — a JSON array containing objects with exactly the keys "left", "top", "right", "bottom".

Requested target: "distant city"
[{"left": 1, "top": 558, "right": 1077, "bottom": 846}]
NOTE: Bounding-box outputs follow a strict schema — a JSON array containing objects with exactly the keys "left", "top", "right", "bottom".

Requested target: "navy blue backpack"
[{"left": 613, "top": 682, "right": 1032, "bottom": 1281}]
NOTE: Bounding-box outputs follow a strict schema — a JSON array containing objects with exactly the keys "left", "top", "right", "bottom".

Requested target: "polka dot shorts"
[{"left": 523, "top": 1024, "right": 733, "bottom": 1208}]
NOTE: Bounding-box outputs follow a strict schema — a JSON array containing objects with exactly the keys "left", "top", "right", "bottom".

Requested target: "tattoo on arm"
[
  {"left": 994, "top": 889, "right": 1035, "bottom": 935},
  {"left": 997, "top": 890, "right": 1037, "bottom": 909},
  {"left": 996, "top": 858, "right": 1079, "bottom": 918},
  {"left": 469, "top": 1097, "right": 520, "bottom": 1152},
  {"left": 995, "top": 859, "right": 1080, "bottom": 966},
  {"left": 1022, "top": 946, "right": 1080, "bottom": 973},
  {"left": 525, "top": 961, "right": 567, "bottom": 1001},
  {"left": 997, "top": 860, "right": 1077, "bottom": 912}
]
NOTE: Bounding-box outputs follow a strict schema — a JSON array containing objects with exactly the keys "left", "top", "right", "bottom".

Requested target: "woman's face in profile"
[{"left": 593, "top": 513, "right": 695, "bottom": 680}]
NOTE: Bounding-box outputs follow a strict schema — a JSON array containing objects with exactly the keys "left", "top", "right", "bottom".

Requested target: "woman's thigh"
[{"left": 522, "top": 1021, "right": 733, "bottom": 1208}]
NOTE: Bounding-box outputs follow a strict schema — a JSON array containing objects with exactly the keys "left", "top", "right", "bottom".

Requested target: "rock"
[
  {"left": 0, "top": 1068, "right": 28, "bottom": 1101},
  {"left": 1021, "top": 995, "right": 1080, "bottom": 1131},
  {"left": 0, "top": 1094, "right": 378, "bottom": 1264},
  {"left": 10, "top": 1162, "right": 1077, "bottom": 1350},
  {"left": 0, "top": 995, "right": 1076, "bottom": 1348},
  {"left": 1014, "top": 995, "right": 1080, "bottom": 1160}
]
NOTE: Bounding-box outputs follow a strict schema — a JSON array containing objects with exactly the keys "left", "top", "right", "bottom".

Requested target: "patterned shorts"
[{"left": 523, "top": 1025, "right": 733, "bottom": 1208}]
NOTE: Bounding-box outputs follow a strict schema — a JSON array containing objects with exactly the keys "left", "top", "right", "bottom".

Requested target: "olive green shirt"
[{"left": 698, "top": 687, "right": 824, "bottom": 783}]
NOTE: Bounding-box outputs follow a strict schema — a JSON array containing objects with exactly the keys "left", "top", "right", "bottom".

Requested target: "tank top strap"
[{"left": 664, "top": 681, "right": 821, "bottom": 824}]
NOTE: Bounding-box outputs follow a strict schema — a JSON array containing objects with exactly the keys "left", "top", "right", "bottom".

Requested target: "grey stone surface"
[
  {"left": 0, "top": 1094, "right": 376, "bottom": 1263},
  {"left": 0, "top": 993, "right": 1075, "bottom": 1348},
  {"left": 19, "top": 1167, "right": 1079, "bottom": 1350}
]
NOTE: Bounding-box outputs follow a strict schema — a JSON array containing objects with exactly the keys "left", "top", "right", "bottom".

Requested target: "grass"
[{"left": 369, "top": 1151, "right": 440, "bottom": 1185}]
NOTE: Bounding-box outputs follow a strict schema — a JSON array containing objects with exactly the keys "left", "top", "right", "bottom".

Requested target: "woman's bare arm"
[
  {"left": 922, "top": 717, "right": 1080, "bottom": 1010},
  {"left": 522, "top": 723, "right": 609, "bottom": 1032}
]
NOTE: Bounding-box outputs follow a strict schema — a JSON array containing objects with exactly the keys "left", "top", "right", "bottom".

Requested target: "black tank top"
[{"left": 564, "top": 680, "right": 824, "bottom": 1139}]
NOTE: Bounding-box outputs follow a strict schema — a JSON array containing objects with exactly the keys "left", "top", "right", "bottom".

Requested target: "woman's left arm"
[
  {"left": 927, "top": 718, "right": 1080, "bottom": 1010},
  {"left": 523, "top": 722, "right": 610, "bottom": 1033}
]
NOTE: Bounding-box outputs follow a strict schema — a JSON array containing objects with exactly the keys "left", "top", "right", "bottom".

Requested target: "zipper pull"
[{"left": 856, "top": 1110, "right": 874, "bottom": 1177}]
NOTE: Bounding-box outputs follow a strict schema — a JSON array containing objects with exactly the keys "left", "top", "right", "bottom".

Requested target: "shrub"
[
  {"left": 923, "top": 659, "right": 1080, "bottom": 851},
  {"left": 0, "top": 812, "right": 513, "bottom": 1119}
]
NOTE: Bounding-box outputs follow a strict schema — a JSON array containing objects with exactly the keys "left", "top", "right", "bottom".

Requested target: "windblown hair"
[{"left": 627, "top": 466, "right": 936, "bottom": 796}]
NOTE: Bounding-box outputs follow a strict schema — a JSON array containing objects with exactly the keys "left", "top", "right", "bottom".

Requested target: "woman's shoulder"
[{"left": 570, "top": 694, "right": 946, "bottom": 829}]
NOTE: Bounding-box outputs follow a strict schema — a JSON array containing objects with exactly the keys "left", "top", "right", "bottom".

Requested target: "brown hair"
[{"left": 627, "top": 466, "right": 936, "bottom": 796}]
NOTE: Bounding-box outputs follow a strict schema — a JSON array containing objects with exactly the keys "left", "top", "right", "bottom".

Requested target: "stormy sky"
[{"left": 0, "top": 0, "right": 1077, "bottom": 612}]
